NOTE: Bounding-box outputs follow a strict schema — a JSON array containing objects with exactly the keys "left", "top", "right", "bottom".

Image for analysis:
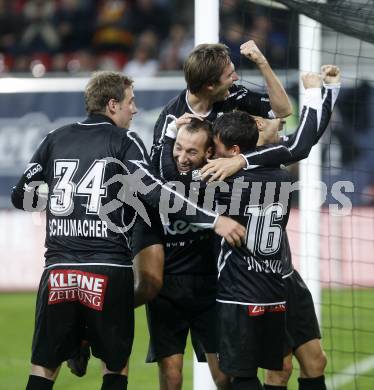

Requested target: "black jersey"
[
  {"left": 150, "top": 85, "right": 293, "bottom": 177},
  {"left": 162, "top": 219, "right": 216, "bottom": 275},
  {"left": 11, "top": 114, "right": 218, "bottom": 267},
  {"left": 159, "top": 85, "right": 339, "bottom": 277},
  {"left": 215, "top": 167, "right": 294, "bottom": 305},
  {"left": 162, "top": 175, "right": 217, "bottom": 275},
  {"left": 134, "top": 176, "right": 217, "bottom": 275}
]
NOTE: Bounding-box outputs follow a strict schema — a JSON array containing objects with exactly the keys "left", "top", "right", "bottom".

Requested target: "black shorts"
[
  {"left": 31, "top": 264, "right": 134, "bottom": 371},
  {"left": 217, "top": 302, "right": 285, "bottom": 377},
  {"left": 146, "top": 274, "right": 217, "bottom": 362},
  {"left": 284, "top": 269, "right": 321, "bottom": 351}
]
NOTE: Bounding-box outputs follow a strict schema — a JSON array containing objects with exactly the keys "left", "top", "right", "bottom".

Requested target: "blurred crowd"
[{"left": 0, "top": 0, "right": 296, "bottom": 76}]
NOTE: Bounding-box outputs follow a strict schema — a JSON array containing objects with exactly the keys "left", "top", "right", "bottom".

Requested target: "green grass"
[
  {"left": 321, "top": 288, "right": 374, "bottom": 390},
  {"left": 0, "top": 289, "right": 373, "bottom": 389},
  {"left": 0, "top": 293, "right": 192, "bottom": 390},
  {"left": 280, "top": 288, "right": 374, "bottom": 390}
]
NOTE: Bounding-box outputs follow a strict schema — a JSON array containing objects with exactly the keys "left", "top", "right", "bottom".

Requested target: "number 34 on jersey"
[{"left": 50, "top": 159, "right": 107, "bottom": 215}]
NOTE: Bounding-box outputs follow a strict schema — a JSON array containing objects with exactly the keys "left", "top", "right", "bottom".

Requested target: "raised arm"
[
  {"left": 280, "top": 65, "right": 341, "bottom": 164},
  {"left": 240, "top": 40, "right": 292, "bottom": 118},
  {"left": 200, "top": 66, "right": 341, "bottom": 181},
  {"left": 317, "top": 65, "right": 341, "bottom": 142},
  {"left": 278, "top": 72, "right": 323, "bottom": 163}
]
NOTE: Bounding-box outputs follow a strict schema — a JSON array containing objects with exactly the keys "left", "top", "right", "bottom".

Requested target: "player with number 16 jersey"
[{"left": 212, "top": 111, "right": 294, "bottom": 383}]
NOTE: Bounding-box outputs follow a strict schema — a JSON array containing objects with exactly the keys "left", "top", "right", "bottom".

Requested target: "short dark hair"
[
  {"left": 85, "top": 71, "right": 133, "bottom": 115},
  {"left": 181, "top": 117, "right": 214, "bottom": 150},
  {"left": 184, "top": 43, "right": 231, "bottom": 94},
  {"left": 213, "top": 111, "right": 258, "bottom": 154}
]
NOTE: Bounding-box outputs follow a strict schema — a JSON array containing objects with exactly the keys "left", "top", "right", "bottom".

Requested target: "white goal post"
[
  {"left": 298, "top": 13, "right": 322, "bottom": 322},
  {"left": 193, "top": 2, "right": 219, "bottom": 389}
]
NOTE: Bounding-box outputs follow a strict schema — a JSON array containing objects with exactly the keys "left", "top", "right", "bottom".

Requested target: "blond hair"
[{"left": 85, "top": 71, "right": 133, "bottom": 115}]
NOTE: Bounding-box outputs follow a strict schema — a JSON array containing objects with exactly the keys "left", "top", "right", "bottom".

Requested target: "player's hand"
[
  {"left": 301, "top": 72, "right": 322, "bottom": 89},
  {"left": 166, "top": 113, "right": 203, "bottom": 138},
  {"left": 175, "top": 113, "right": 203, "bottom": 129},
  {"left": 200, "top": 155, "right": 246, "bottom": 183},
  {"left": 240, "top": 40, "right": 267, "bottom": 66},
  {"left": 321, "top": 64, "right": 341, "bottom": 84},
  {"left": 214, "top": 216, "right": 246, "bottom": 247}
]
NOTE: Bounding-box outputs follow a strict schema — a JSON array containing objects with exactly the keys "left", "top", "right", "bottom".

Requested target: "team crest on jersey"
[
  {"left": 191, "top": 169, "right": 202, "bottom": 181},
  {"left": 48, "top": 270, "right": 108, "bottom": 311}
]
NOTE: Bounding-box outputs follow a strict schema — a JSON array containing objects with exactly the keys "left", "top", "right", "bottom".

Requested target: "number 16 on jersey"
[{"left": 245, "top": 203, "right": 284, "bottom": 257}]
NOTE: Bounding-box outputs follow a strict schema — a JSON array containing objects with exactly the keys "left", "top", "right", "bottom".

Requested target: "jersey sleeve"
[
  {"left": 228, "top": 84, "right": 274, "bottom": 119},
  {"left": 150, "top": 107, "right": 177, "bottom": 170},
  {"left": 241, "top": 145, "right": 292, "bottom": 170},
  {"left": 160, "top": 136, "right": 180, "bottom": 180},
  {"left": 316, "top": 83, "right": 340, "bottom": 143},
  {"left": 122, "top": 131, "right": 218, "bottom": 229},
  {"left": 11, "top": 134, "right": 49, "bottom": 210},
  {"left": 241, "top": 85, "right": 340, "bottom": 168},
  {"left": 279, "top": 84, "right": 340, "bottom": 165}
]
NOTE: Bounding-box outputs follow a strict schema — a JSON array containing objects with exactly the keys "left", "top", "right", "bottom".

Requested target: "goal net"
[{"left": 229, "top": 1, "right": 374, "bottom": 389}]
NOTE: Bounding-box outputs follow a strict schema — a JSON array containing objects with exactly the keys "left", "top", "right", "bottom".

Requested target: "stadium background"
[{"left": 0, "top": 0, "right": 374, "bottom": 389}]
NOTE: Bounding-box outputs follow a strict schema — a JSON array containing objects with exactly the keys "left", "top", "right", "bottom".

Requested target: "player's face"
[
  {"left": 116, "top": 86, "right": 137, "bottom": 129},
  {"left": 213, "top": 135, "right": 234, "bottom": 158},
  {"left": 256, "top": 117, "right": 285, "bottom": 145},
  {"left": 211, "top": 62, "right": 239, "bottom": 101},
  {"left": 173, "top": 127, "right": 211, "bottom": 173}
]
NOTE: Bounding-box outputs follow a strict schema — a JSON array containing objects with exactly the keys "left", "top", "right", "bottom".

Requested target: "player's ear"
[
  {"left": 254, "top": 117, "right": 264, "bottom": 132},
  {"left": 231, "top": 145, "right": 241, "bottom": 156},
  {"left": 107, "top": 98, "right": 117, "bottom": 114}
]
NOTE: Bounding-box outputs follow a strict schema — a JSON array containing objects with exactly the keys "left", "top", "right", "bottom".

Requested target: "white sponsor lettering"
[
  {"left": 58, "top": 273, "right": 68, "bottom": 287},
  {"left": 49, "top": 289, "right": 77, "bottom": 302},
  {"left": 93, "top": 278, "right": 105, "bottom": 293},
  {"left": 67, "top": 273, "right": 76, "bottom": 286},
  {"left": 49, "top": 272, "right": 59, "bottom": 287},
  {"left": 49, "top": 271, "right": 105, "bottom": 293},
  {"left": 80, "top": 274, "right": 93, "bottom": 290},
  {"left": 48, "top": 270, "right": 108, "bottom": 311},
  {"left": 76, "top": 290, "right": 102, "bottom": 307}
]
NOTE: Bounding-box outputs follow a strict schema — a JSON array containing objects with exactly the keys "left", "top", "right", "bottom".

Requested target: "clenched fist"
[
  {"left": 240, "top": 40, "right": 267, "bottom": 66},
  {"left": 321, "top": 65, "right": 341, "bottom": 84},
  {"left": 301, "top": 72, "right": 322, "bottom": 89}
]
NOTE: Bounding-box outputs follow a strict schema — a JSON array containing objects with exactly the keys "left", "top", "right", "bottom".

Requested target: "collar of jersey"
[
  {"left": 80, "top": 114, "right": 116, "bottom": 126},
  {"left": 185, "top": 90, "right": 212, "bottom": 118}
]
